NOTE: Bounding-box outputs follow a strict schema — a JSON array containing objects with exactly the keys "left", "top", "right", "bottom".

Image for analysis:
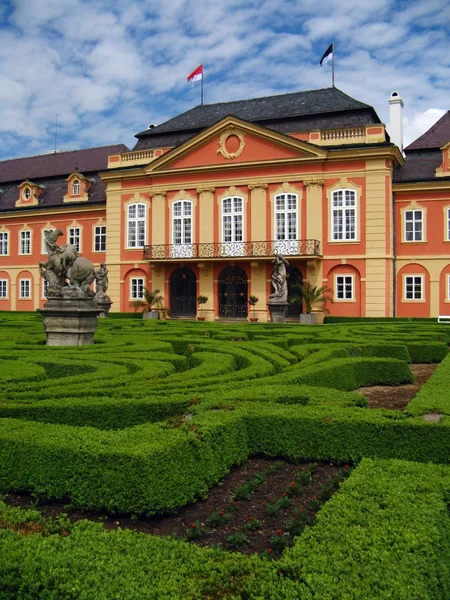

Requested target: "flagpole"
[
  {"left": 201, "top": 67, "right": 204, "bottom": 105},
  {"left": 332, "top": 41, "right": 335, "bottom": 87}
]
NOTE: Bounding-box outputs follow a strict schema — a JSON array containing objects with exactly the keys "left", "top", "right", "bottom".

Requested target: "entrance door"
[
  {"left": 170, "top": 268, "right": 196, "bottom": 317},
  {"left": 218, "top": 266, "right": 248, "bottom": 317},
  {"left": 287, "top": 266, "right": 303, "bottom": 316}
]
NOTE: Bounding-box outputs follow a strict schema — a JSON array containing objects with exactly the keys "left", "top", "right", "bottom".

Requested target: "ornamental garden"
[{"left": 1, "top": 314, "right": 450, "bottom": 599}]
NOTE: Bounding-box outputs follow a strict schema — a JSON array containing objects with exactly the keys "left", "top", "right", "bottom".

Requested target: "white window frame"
[
  {"left": 404, "top": 209, "right": 423, "bottom": 242},
  {"left": 0, "top": 231, "right": 9, "bottom": 256},
  {"left": 404, "top": 275, "right": 423, "bottom": 300},
  {"left": 335, "top": 274, "right": 354, "bottom": 300},
  {"left": 23, "top": 187, "right": 32, "bottom": 201},
  {"left": 331, "top": 189, "right": 357, "bottom": 241},
  {"left": 42, "top": 278, "right": 49, "bottom": 299},
  {"left": 0, "top": 279, "right": 8, "bottom": 299},
  {"left": 274, "top": 193, "right": 298, "bottom": 255},
  {"left": 19, "top": 279, "right": 31, "bottom": 299},
  {"left": 127, "top": 203, "right": 146, "bottom": 249},
  {"left": 221, "top": 196, "right": 244, "bottom": 256},
  {"left": 446, "top": 208, "right": 450, "bottom": 241},
  {"left": 69, "top": 227, "right": 81, "bottom": 252},
  {"left": 72, "top": 180, "right": 80, "bottom": 195},
  {"left": 447, "top": 274, "right": 450, "bottom": 301},
  {"left": 94, "top": 225, "right": 106, "bottom": 252},
  {"left": 42, "top": 228, "right": 54, "bottom": 254},
  {"left": 19, "top": 230, "right": 32, "bottom": 255},
  {"left": 130, "top": 277, "right": 145, "bottom": 300},
  {"left": 171, "top": 201, "right": 193, "bottom": 258}
]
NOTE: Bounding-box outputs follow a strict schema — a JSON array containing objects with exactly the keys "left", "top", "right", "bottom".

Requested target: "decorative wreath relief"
[{"left": 217, "top": 128, "right": 245, "bottom": 159}]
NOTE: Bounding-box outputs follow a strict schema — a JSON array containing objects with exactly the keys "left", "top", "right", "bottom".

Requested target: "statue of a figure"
[
  {"left": 94, "top": 263, "right": 109, "bottom": 296},
  {"left": 39, "top": 229, "right": 95, "bottom": 297},
  {"left": 269, "top": 254, "right": 289, "bottom": 303}
]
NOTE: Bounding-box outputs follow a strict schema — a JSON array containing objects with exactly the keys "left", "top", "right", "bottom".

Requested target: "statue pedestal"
[
  {"left": 267, "top": 302, "right": 289, "bottom": 323},
  {"left": 37, "top": 296, "right": 102, "bottom": 346},
  {"left": 95, "top": 295, "right": 112, "bottom": 318}
]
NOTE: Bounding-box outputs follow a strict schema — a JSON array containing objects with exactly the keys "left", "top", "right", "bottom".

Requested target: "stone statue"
[
  {"left": 94, "top": 263, "right": 109, "bottom": 296},
  {"left": 269, "top": 254, "right": 289, "bottom": 303},
  {"left": 40, "top": 229, "right": 95, "bottom": 297}
]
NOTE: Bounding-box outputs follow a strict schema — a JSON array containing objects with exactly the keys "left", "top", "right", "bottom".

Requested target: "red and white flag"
[{"left": 187, "top": 64, "right": 203, "bottom": 83}]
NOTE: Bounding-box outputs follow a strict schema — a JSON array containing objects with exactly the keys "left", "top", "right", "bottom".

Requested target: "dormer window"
[
  {"left": 72, "top": 180, "right": 80, "bottom": 195},
  {"left": 64, "top": 172, "right": 94, "bottom": 203},
  {"left": 23, "top": 187, "right": 32, "bottom": 201},
  {"left": 15, "top": 180, "right": 45, "bottom": 208}
]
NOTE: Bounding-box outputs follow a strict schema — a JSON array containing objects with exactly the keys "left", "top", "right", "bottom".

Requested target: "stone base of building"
[
  {"left": 267, "top": 302, "right": 289, "bottom": 323},
  {"left": 37, "top": 296, "right": 102, "bottom": 346}
]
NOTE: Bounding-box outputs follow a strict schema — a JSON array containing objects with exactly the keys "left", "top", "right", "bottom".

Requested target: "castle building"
[{"left": 0, "top": 88, "right": 449, "bottom": 321}]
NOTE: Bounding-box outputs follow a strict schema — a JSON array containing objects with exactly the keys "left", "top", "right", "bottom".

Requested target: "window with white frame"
[
  {"left": 69, "top": 227, "right": 81, "bottom": 252},
  {"left": 0, "top": 231, "right": 9, "bottom": 255},
  {"left": 0, "top": 280, "right": 7, "bottom": 298},
  {"left": 446, "top": 208, "right": 450, "bottom": 241},
  {"left": 20, "top": 230, "right": 31, "bottom": 255},
  {"left": 171, "top": 201, "right": 193, "bottom": 258},
  {"left": 94, "top": 226, "right": 106, "bottom": 252},
  {"left": 23, "top": 187, "right": 31, "bottom": 201},
  {"left": 331, "top": 189, "right": 357, "bottom": 241},
  {"left": 127, "top": 204, "right": 146, "bottom": 248},
  {"left": 404, "top": 275, "right": 423, "bottom": 300},
  {"left": 447, "top": 274, "right": 450, "bottom": 301},
  {"left": 404, "top": 210, "right": 423, "bottom": 241},
  {"left": 274, "top": 193, "right": 298, "bottom": 254},
  {"left": 42, "top": 279, "right": 49, "bottom": 299},
  {"left": 19, "top": 279, "right": 31, "bottom": 299},
  {"left": 130, "top": 278, "right": 145, "bottom": 300},
  {"left": 335, "top": 275, "right": 354, "bottom": 300},
  {"left": 42, "top": 229, "right": 54, "bottom": 254},
  {"left": 221, "top": 197, "right": 244, "bottom": 256},
  {"left": 72, "top": 180, "right": 80, "bottom": 195}
]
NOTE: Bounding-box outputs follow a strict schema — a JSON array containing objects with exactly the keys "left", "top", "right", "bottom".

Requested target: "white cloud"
[{"left": 404, "top": 108, "right": 447, "bottom": 147}]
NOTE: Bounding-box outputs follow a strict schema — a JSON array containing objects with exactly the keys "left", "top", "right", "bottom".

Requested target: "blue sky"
[{"left": 0, "top": 0, "right": 449, "bottom": 161}]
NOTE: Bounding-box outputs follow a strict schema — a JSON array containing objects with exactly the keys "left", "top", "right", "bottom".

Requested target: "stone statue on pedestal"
[{"left": 267, "top": 254, "right": 290, "bottom": 323}]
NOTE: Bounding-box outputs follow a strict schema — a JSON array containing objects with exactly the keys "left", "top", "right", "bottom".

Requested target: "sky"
[{"left": 0, "top": 0, "right": 449, "bottom": 161}]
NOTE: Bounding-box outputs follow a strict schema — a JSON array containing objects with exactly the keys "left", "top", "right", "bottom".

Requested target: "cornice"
[
  {"left": 0, "top": 204, "right": 105, "bottom": 220},
  {"left": 393, "top": 180, "right": 450, "bottom": 193}
]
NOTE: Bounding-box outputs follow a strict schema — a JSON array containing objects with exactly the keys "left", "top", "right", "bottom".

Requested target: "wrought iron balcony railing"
[{"left": 143, "top": 239, "right": 320, "bottom": 260}]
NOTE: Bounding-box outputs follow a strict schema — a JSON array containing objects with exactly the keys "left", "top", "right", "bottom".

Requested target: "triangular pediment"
[{"left": 145, "top": 116, "right": 326, "bottom": 174}]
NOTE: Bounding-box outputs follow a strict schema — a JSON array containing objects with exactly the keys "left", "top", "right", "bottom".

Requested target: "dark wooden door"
[
  {"left": 218, "top": 267, "right": 248, "bottom": 317},
  {"left": 170, "top": 268, "right": 196, "bottom": 316}
]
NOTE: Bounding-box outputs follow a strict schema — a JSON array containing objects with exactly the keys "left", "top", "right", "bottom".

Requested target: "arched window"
[
  {"left": 221, "top": 197, "right": 244, "bottom": 256},
  {"left": 127, "top": 203, "right": 146, "bottom": 248},
  {"left": 274, "top": 193, "right": 298, "bottom": 254},
  {"left": 331, "top": 189, "right": 357, "bottom": 241},
  {"left": 172, "top": 200, "right": 193, "bottom": 258},
  {"left": 72, "top": 180, "right": 80, "bottom": 195}
]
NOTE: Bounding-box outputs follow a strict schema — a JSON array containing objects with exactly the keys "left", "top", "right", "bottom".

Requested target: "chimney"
[{"left": 389, "top": 91, "right": 404, "bottom": 153}]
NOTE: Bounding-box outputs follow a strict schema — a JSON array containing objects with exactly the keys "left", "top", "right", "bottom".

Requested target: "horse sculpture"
[{"left": 40, "top": 230, "right": 95, "bottom": 296}]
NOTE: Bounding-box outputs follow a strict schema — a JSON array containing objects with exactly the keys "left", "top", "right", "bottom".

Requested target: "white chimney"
[{"left": 389, "top": 91, "right": 404, "bottom": 153}]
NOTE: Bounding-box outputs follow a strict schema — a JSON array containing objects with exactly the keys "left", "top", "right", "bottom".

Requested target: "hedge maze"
[{"left": 1, "top": 314, "right": 450, "bottom": 598}]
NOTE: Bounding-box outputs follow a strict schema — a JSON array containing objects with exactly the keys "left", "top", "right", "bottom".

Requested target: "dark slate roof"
[
  {"left": 133, "top": 87, "right": 380, "bottom": 151},
  {"left": 0, "top": 144, "right": 129, "bottom": 185},
  {"left": 405, "top": 111, "right": 450, "bottom": 151},
  {"left": 394, "top": 150, "right": 443, "bottom": 183}
]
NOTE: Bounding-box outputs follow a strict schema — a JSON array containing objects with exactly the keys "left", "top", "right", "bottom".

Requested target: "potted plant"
[
  {"left": 197, "top": 295, "right": 208, "bottom": 321},
  {"left": 131, "top": 288, "right": 164, "bottom": 320},
  {"left": 248, "top": 295, "right": 259, "bottom": 322},
  {"left": 291, "top": 281, "right": 332, "bottom": 324}
]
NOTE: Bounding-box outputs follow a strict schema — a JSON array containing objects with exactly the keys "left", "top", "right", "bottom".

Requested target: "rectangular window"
[
  {"left": 447, "top": 274, "right": 450, "bottom": 300},
  {"left": 335, "top": 275, "right": 354, "bottom": 300},
  {"left": 19, "top": 279, "right": 31, "bottom": 299},
  {"left": 0, "top": 231, "right": 9, "bottom": 255},
  {"left": 69, "top": 227, "right": 81, "bottom": 252},
  {"left": 127, "top": 204, "right": 146, "bottom": 248},
  {"left": 42, "top": 229, "right": 54, "bottom": 254},
  {"left": 130, "top": 278, "right": 144, "bottom": 300},
  {"left": 0, "top": 280, "right": 7, "bottom": 298},
  {"left": 332, "top": 190, "right": 356, "bottom": 241},
  {"left": 447, "top": 208, "right": 450, "bottom": 241},
  {"left": 94, "top": 226, "right": 106, "bottom": 252},
  {"left": 42, "top": 279, "right": 49, "bottom": 299},
  {"left": 404, "top": 210, "right": 423, "bottom": 241},
  {"left": 405, "top": 275, "right": 423, "bottom": 300},
  {"left": 20, "top": 230, "right": 32, "bottom": 255}
]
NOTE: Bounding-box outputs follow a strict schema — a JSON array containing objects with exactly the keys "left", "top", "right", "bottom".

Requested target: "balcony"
[{"left": 143, "top": 239, "right": 321, "bottom": 261}]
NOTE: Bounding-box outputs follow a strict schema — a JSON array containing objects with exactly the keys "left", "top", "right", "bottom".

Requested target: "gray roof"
[
  {"left": 135, "top": 87, "right": 379, "bottom": 142},
  {"left": 394, "top": 150, "right": 444, "bottom": 183}
]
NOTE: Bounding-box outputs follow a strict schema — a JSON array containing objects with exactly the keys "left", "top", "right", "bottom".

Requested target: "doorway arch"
[
  {"left": 218, "top": 266, "right": 248, "bottom": 317},
  {"left": 287, "top": 266, "right": 303, "bottom": 316},
  {"left": 169, "top": 267, "right": 197, "bottom": 317}
]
